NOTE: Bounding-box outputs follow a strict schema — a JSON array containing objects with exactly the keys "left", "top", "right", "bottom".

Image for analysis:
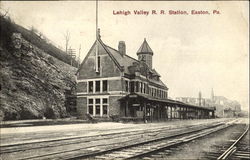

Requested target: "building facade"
[
  {"left": 176, "top": 90, "right": 241, "bottom": 118},
  {"left": 76, "top": 36, "right": 215, "bottom": 121}
]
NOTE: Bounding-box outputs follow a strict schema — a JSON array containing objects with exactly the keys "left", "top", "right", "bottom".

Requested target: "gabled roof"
[
  {"left": 76, "top": 38, "right": 167, "bottom": 89},
  {"left": 152, "top": 69, "right": 161, "bottom": 77},
  {"left": 104, "top": 45, "right": 138, "bottom": 74},
  {"left": 76, "top": 38, "right": 123, "bottom": 74},
  {"left": 137, "top": 38, "right": 153, "bottom": 55}
]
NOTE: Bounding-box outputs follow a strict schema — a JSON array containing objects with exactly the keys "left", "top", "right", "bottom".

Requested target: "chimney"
[{"left": 118, "top": 41, "right": 126, "bottom": 56}]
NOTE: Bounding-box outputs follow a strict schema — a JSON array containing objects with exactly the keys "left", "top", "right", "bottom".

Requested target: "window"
[
  {"left": 88, "top": 98, "right": 109, "bottom": 116},
  {"left": 103, "top": 80, "right": 108, "bottom": 92},
  {"left": 140, "top": 82, "right": 143, "bottom": 93},
  {"left": 96, "top": 105, "right": 100, "bottom": 115},
  {"left": 97, "top": 56, "right": 101, "bottom": 71},
  {"left": 96, "top": 98, "right": 100, "bottom": 104},
  {"left": 103, "top": 98, "right": 108, "bottom": 115},
  {"left": 88, "top": 99, "right": 93, "bottom": 115},
  {"left": 103, "top": 98, "right": 108, "bottom": 104},
  {"left": 95, "top": 98, "right": 100, "bottom": 115},
  {"left": 88, "top": 81, "right": 93, "bottom": 93},
  {"left": 144, "top": 83, "right": 146, "bottom": 93},
  {"left": 136, "top": 81, "right": 139, "bottom": 92},
  {"left": 95, "top": 81, "right": 100, "bottom": 92},
  {"left": 103, "top": 105, "right": 108, "bottom": 115},
  {"left": 125, "top": 80, "right": 129, "bottom": 92},
  {"left": 130, "top": 81, "right": 135, "bottom": 92}
]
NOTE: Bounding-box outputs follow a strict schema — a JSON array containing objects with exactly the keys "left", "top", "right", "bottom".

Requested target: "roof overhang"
[{"left": 119, "top": 93, "right": 215, "bottom": 111}]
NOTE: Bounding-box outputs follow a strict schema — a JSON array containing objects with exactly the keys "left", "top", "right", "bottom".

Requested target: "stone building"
[{"left": 76, "top": 35, "right": 215, "bottom": 121}]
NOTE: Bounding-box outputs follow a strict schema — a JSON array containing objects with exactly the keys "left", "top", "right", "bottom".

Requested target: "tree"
[
  {"left": 0, "top": 8, "right": 9, "bottom": 18},
  {"left": 64, "top": 30, "right": 70, "bottom": 54}
]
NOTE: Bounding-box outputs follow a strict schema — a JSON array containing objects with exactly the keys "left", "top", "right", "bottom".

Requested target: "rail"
[{"left": 217, "top": 124, "right": 249, "bottom": 160}]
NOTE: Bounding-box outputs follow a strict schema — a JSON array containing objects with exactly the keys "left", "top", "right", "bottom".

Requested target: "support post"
[
  {"left": 170, "top": 106, "right": 172, "bottom": 120},
  {"left": 157, "top": 104, "right": 160, "bottom": 121},
  {"left": 143, "top": 101, "right": 146, "bottom": 123},
  {"left": 125, "top": 99, "right": 129, "bottom": 117}
]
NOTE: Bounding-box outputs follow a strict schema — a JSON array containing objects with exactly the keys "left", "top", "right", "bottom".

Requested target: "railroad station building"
[{"left": 76, "top": 34, "right": 215, "bottom": 121}]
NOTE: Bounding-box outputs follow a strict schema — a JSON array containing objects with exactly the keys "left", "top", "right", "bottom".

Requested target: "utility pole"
[{"left": 95, "top": 0, "right": 99, "bottom": 73}]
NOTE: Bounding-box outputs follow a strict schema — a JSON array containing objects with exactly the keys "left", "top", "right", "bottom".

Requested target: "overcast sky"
[{"left": 1, "top": 1, "right": 249, "bottom": 111}]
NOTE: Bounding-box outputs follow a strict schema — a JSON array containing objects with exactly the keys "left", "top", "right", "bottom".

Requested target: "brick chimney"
[{"left": 118, "top": 41, "right": 126, "bottom": 56}]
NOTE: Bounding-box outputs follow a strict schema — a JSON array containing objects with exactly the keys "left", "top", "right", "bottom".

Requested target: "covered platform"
[{"left": 119, "top": 93, "right": 215, "bottom": 122}]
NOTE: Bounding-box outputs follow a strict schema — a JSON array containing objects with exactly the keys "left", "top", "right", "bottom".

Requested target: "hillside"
[
  {"left": 0, "top": 15, "right": 78, "bottom": 67},
  {"left": 0, "top": 17, "right": 77, "bottom": 120}
]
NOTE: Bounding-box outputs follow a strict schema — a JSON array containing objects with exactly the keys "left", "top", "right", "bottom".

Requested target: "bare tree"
[{"left": 64, "top": 30, "right": 70, "bottom": 54}]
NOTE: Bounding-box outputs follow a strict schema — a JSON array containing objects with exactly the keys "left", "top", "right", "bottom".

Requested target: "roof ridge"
[
  {"left": 105, "top": 44, "right": 140, "bottom": 63},
  {"left": 76, "top": 39, "right": 123, "bottom": 74}
]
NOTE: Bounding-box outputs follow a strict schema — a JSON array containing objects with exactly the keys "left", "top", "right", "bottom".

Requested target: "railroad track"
[
  {"left": 0, "top": 119, "right": 236, "bottom": 160},
  {"left": 218, "top": 124, "right": 249, "bottom": 160},
  {"left": 0, "top": 121, "right": 222, "bottom": 154},
  {"left": 83, "top": 122, "right": 233, "bottom": 160},
  {"left": 197, "top": 121, "right": 249, "bottom": 160}
]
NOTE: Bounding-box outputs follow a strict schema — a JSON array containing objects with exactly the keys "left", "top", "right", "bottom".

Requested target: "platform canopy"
[{"left": 119, "top": 93, "right": 216, "bottom": 111}]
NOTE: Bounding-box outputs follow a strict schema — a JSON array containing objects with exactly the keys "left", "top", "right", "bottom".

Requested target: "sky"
[{"left": 1, "top": 1, "right": 249, "bottom": 111}]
